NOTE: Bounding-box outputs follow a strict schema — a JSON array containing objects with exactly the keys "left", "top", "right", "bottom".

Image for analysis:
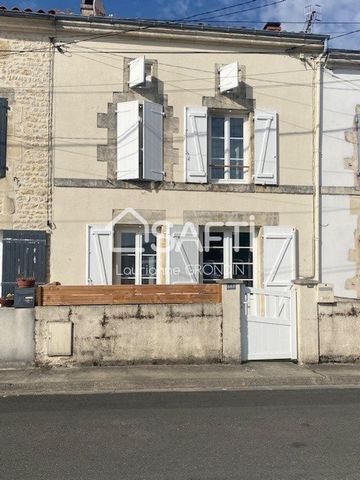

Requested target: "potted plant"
[
  {"left": 0, "top": 293, "right": 14, "bottom": 307},
  {"left": 16, "top": 275, "right": 36, "bottom": 288}
]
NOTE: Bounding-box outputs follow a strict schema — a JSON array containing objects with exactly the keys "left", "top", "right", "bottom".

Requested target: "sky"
[{"left": 5, "top": 0, "right": 360, "bottom": 49}]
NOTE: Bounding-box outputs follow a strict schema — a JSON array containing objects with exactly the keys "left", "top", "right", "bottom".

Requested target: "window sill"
[{"left": 210, "top": 179, "right": 249, "bottom": 185}]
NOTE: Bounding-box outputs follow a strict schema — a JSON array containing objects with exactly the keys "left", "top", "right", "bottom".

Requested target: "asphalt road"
[{"left": 0, "top": 389, "right": 360, "bottom": 480}]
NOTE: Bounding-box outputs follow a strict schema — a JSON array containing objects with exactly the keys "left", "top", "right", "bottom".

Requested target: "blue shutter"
[
  {"left": 0, "top": 98, "right": 8, "bottom": 178},
  {"left": 1, "top": 230, "right": 47, "bottom": 296}
]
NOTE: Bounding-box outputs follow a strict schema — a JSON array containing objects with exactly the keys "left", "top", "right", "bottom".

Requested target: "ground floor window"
[
  {"left": 202, "top": 230, "right": 253, "bottom": 286},
  {"left": 114, "top": 228, "right": 157, "bottom": 285}
]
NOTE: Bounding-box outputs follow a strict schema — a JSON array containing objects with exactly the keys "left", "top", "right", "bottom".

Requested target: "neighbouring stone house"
[{"left": 0, "top": 8, "right": 55, "bottom": 294}]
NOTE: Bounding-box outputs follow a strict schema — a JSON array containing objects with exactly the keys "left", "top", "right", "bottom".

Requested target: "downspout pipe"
[{"left": 314, "top": 38, "right": 328, "bottom": 281}]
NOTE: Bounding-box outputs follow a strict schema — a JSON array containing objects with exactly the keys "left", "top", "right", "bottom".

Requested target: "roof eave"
[
  {"left": 326, "top": 48, "right": 360, "bottom": 69},
  {"left": 0, "top": 10, "right": 328, "bottom": 53}
]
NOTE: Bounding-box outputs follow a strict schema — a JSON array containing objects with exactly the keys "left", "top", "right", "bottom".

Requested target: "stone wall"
[
  {"left": 0, "top": 31, "right": 51, "bottom": 230},
  {"left": 35, "top": 303, "right": 223, "bottom": 366},
  {"left": 319, "top": 299, "right": 360, "bottom": 362}
]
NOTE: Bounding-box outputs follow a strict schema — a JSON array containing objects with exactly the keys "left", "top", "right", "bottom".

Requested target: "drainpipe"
[{"left": 314, "top": 38, "right": 328, "bottom": 281}]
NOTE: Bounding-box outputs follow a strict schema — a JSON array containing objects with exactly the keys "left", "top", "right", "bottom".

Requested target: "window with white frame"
[
  {"left": 210, "top": 115, "right": 247, "bottom": 182},
  {"left": 185, "top": 107, "right": 278, "bottom": 186},
  {"left": 185, "top": 107, "right": 250, "bottom": 184},
  {"left": 202, "top": 229, "right": 253, "bottom": 286},
  {"left": 114, "top": 228, "right": 157, "bottom": 285}
]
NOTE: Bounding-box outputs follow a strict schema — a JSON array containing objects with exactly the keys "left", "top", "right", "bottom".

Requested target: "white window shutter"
[
  {"left": 129, "top": 56, "right": 146, "bottom": 88},
  {"left": 263, "top": 226, "right": 297, "bottom": 289},
  {"left": 117, "top": 101, "right": 140, "bottom": 180},
  {"left": 254, "top": 110, "right": 278, "bottom": 185},
  {"left": 219, "top": 61, "right": 239, "bottom": 93},
  {"left": 88, "top": 224, "right": 113, "bottom": 285},
  {"left": 185, "top": 107, "right": 208, "bottom": 183},
  {"left": 143, "top": 101, "right": 163, "bottom": 181},
  {"left": 168, "top": 224, "right": 200, "bottom": 284}
]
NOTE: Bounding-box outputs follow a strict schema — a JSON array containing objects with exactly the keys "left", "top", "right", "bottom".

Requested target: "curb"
[{"left": 2, "top": 377, "right": 360, "bottom": 396}]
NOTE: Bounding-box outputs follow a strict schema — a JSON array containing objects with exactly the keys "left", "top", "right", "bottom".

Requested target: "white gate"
[{"left": 242, "top": 287, "right": 297, "bottom": 361}]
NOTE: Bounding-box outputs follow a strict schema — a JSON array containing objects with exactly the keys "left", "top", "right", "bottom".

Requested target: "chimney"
[
  {"left": 263, "top": 22, "right": 282, "bottom": 32},
  {"left": 80, "top": 0, "right": 106, "bottom": 17}
]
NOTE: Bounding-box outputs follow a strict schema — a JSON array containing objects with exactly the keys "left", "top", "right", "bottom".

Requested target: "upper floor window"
[
  {"left": 185, "top": 107, "right": 278, "bottom": 186},
  {"left": 210, "top": 116, "right": 247, "bottom": 183}
]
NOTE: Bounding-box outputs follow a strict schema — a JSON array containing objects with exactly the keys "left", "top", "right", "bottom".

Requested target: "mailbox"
[
  {"left": 14, "top": 287, "right": 36, "bottom": 308},
  {"left": 317, "top": 283, "right": 335, "bottom": 304}
]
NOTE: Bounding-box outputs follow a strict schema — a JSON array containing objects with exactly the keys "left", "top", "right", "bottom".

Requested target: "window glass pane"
[
  {"left": 204, "top": 231, "right": 224, "bottom": 249},
  {"left": 120, "top": 232, "right": 136, "bottom": 250},
  {"left": 230, "top": 117, "right": 243, "bottom": 138},
  {"left": 232, "top": 230, "right": 252, "bottom": 286},
  {"left": 230, "top": 139, "right": 243, "bottom": 159},
  {"left": 203, "top": 249, "right": 224, "bottom": 264},
  {"left": 233, "top": 263, "right": 253, "bottom": 284},
  {"left": 230, "top": 159, "right": 243, "bottom": 180},
  {"left": 120, "top": 255, "right": 136, "bottom": 277},
  {"left": 232, "top": 248, "right": 253, "bottom": 263},
  {"left": 232, "top": 231, "right": 251, "bottom": 248},
  {"left": 239, "top": 232, "right": 251, "bottom": 247},
  {"left": 142, "top": 277, "right": 156, "bottom": 285},
  {"left": 202, "top": 232, "right": 224, "bottom": 283},
  {"left": 203, "top": 263, "right": 223, "bottom": 283},
  {"left": 142, "top": 255, "right": 157, "bottom": 278},
  {"left": 121, "top": 278, "right": 136, "bottom": 285},
  {"left": 211, "top": 158, "right": 225, "bottom": 180},
  {"left": 142, "top": 233, "right": 157, "bottom": 254},
  {"left": 211, "top": 138, "right": 224, "bottom": 158},
  {"left": 211, "top": 117, "right": 224, "bottom": 137}
]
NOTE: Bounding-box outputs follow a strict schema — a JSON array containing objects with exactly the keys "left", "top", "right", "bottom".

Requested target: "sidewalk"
[{"left": 1, "top": 362, "right": 360, "bottom": 396}]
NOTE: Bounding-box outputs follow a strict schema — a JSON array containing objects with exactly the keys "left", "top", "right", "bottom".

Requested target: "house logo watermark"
[
  {"left": 105, "top": 207, "right": 256, "bottom": 253},
  {"left": 99, "top": 208, "right": 256, "bottom": 280}
]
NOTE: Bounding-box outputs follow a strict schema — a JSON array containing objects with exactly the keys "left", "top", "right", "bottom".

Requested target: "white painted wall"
[
  {"left": 322, "top": 69, "right": 360, "bottom": 187},
  {"left": 322, "top": 67, "right": 360, "bottom": 298},
  {"left": 321, "top": 195, "right": 357, "bottom": 298}
]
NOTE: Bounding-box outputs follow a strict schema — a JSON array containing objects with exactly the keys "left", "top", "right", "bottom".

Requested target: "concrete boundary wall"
[
  {"left": 319, "top": 299, "right": 360, "bottom": 362},
  {"left": 0, "top": 308, "right": 35, "bottom": 367},
  {"left": 5, "top": 284, "right": 360, "bottom": 368},
  {"left": 34, "top": 284, "right": 242, "bottom": 367},
  {"left": 35, "top": 303, "right": 223, "bottom": 366}
]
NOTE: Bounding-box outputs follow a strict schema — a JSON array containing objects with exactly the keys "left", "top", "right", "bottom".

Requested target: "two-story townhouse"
[
  {"left": 44, "top": 2, "right": 328, "bottom": 295},
  {"left": 0, "top": 2, "right": 333, "bottom": 298}
]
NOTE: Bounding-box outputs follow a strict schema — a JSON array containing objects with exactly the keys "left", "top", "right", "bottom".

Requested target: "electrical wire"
[
  {"left": 175, "top": 0, "right": 258, "bottom": 21},
  {"left": 177, "top": 20, "right": 360, "bottom": 25},
  {"left": 35, "top": 0, "right": 285, "bottom": 51},
  {"left": 54, "top": 1, "right": 260, "bottom": 51},
  {"left": 330, "top": 27, "right": 360, "bottom": 41},
  {"left": 196, "top": 0, "right": 287, "bottom": 22}
]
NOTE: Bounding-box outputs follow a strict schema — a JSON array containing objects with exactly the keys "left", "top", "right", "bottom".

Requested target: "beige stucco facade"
[
  {"left": 0, "top": 11, "right": 327, "bottom": 288},
  {"left": 48, "top": 19, "right": 324, "bottom": 286}
]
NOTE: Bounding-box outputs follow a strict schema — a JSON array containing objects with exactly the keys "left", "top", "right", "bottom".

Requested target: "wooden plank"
[{"left": 37, "top": 284, "right": 222, "bottom": 306}]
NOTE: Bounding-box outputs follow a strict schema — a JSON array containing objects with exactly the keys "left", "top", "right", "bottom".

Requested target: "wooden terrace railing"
[{"left": 36, "top": 284, "right": 222, "bottom": 306}]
